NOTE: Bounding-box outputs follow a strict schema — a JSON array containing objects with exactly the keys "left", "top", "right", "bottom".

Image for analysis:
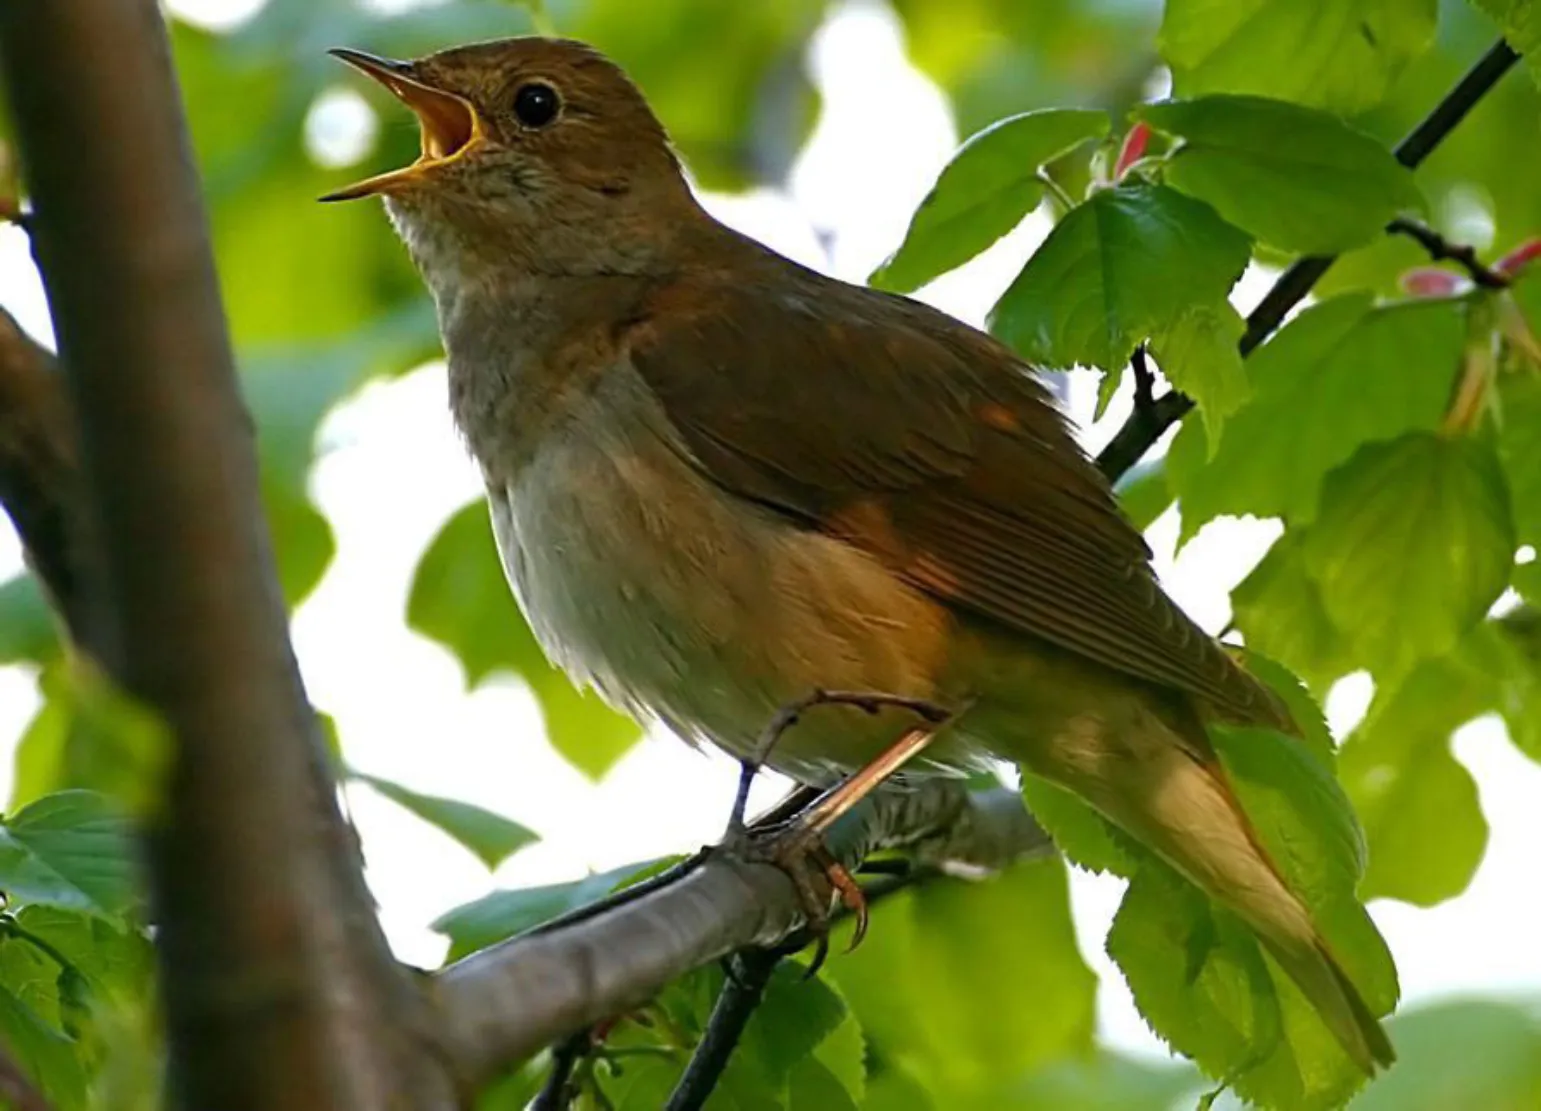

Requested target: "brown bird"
[{"left": 324, "top": 37, "right": 1393, "bottom": 1073}]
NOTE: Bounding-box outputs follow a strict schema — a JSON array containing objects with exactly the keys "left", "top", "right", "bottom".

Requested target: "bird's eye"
[{"left": 512, "top": 83, "right": 560, "bottom": 128}]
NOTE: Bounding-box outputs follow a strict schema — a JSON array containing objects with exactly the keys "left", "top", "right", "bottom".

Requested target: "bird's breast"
[{"left": 485, "top": 365, "right": 963, "bottom": 780}]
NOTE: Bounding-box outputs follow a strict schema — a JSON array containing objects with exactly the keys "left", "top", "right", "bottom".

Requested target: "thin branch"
[
  {"left": 431, "top": 781, "right": 1049, "bottom": 1090},
  {"left": 664, "top": 948, "right": 782, "bottom": 1111},
  {"left": 1130, "top": 343, "right": 1155, "bottom": 412},
  {"left": 530, "top": 1028, "right": 592, "bottom": 1111},
  {"left": 0, "top": 307, "right": 86, "bottom": 640},
  {"left": 0, "top": 4, "right": 455, "bottom": 1107},
  {"left": 1095, "top": 37, "right": 1522, "bottom": 482},
  {"left": 1387, "top": 216, "right": 1509, "bottom": 287}
]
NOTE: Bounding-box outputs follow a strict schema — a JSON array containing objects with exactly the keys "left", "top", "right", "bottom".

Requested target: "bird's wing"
[{"left": 625, "top": 270, "right": 1290, "bottom": 731}]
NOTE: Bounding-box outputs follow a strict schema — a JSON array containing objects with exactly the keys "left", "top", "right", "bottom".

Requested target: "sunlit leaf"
[
  {"left": 0, "top": 791, "right": 140, "bottom": 921},
  {"left": 432, "top": 858, "right": 670, "bottom": 962},
  {"left": 407, "top": 501, "right": 644, "bottom": 780},
  {"left": 1339, "top": 636, "right": 1499, "bottom": 906},
  {"left": 1301, "top": 433, "right": 1514, "bottom": 682},
  {"left": 828, "top": 859, "right": 1094, "bottom": 1094},
  {"left": 1159, "top": 0, "right": 1438, "bottom": 114},
  {"left": 870, "top": 109, "right": 1109, "bottom": 292},
  {"left": 351, "top": 771, "right": 538, "bottom": 870},
  {"left": 990, "top": 183, "right": 1251, "bottom": 375},
  {"left": 1169, "top": 295, "right": 1465, "bottom": 540},
  {"left": 1149, "top": 302, "right": 1250, "bottom": 446},
  {"left": 1139, "top": 95, "right": 1423, "bottom": 254},
  {"left": 1354, "top": 998, "right": 1541, "bottom": 1109},
  {"left": 1231, "top": 533, "right": 1354, "bottom": 691}
]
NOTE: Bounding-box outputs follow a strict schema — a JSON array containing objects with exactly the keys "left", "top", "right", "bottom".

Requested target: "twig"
[
  {"left": 431, "top": 781, "right": 1049, "bottom": 1089},
  {"left": 1095, "top": 37, "right": 1522, "bottom": 482},
  {"left": 664, "top": 948, "right": 783, "bottom": 1111},
  {"left": 1387, "top": 216, "right": 1509, "bottom": 287},
  {"left": 530, "top": 1027, "right": 592, "bottom": 1110},
  {"left": 1130, "top": 343, "right": 1155, "bottom": 411},
  {"left": 728, "top": 690, "right": 952, "bottom": 834}
]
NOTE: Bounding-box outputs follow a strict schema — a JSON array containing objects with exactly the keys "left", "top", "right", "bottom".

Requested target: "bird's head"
[{"left": 323, "top": 37, "right": 697, "bottom": 282}]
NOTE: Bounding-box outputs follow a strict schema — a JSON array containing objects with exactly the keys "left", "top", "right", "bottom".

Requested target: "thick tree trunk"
[{"left": 0, "top": 5, "right": 456, "bottom": 1107}]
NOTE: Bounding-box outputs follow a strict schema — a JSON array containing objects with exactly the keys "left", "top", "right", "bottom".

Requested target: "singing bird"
[{"left": 325, "top": 37, "right": 1393, "bottom": 1072}]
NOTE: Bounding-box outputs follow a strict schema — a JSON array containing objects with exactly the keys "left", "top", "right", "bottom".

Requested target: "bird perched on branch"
[{"left": 324, "top": 36, "right": 1393, "bottom": 1074}]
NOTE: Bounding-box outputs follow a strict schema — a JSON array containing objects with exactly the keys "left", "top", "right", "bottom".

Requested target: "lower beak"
[{"left": 320, "top": 48, "right": 482, "bottom": 202}]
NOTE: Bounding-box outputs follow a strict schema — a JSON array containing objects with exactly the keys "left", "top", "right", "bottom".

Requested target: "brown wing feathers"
[{"left": 629, "top": 268, "right": 1292, "bottom": 732}]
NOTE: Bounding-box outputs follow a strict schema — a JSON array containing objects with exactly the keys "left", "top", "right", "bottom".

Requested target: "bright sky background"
[{"left": 1, "top": 0, "right": 1539, "bottom": 1068}]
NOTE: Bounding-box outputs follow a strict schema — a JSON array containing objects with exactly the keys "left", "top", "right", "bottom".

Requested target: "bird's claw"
[{"left": 736, "top": 819, "right": 869, "bottom": 977}]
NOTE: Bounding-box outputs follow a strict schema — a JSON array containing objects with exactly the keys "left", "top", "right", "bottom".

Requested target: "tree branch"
[
  {"left": 431, "top": 782, "right": 1048, "bottom": 1091},
  {"left": 665, "top": 947, "right": 782, "bottom": 1111},
  {"left": 0, "top": 306, "right": 84, "bottom": 640},
  {"left": 1095, "top": 37, "right": 1522, "bottom": 482},
  {"left": 0, "top": 4, "right": 455, "bottom": 1107},
  {"left": 1387, "top": 216, "right": 1510, "bottom": 287}
]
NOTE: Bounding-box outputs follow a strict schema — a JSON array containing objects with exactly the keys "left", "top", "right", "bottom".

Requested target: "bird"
[{"left": 322, "top": 36, "right": 1394, "bottom": 1074}]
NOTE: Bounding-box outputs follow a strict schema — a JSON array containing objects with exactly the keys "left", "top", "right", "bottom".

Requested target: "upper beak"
[{"left": 320, "top": 48, "right": 482, "bottom": 202}]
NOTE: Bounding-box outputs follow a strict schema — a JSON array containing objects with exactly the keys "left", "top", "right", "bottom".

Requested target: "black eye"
[{"left": 512, "top": 82, "right": 560, "bottom": 128}]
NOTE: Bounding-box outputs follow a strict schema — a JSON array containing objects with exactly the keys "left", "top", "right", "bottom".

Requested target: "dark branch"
[
  {"left": 665, "top": 948, "right": 783, "bottom": 1111},
  {"left": 1387, "top": 216, "right": 1510, "bottom": 288},
  {"left": 0, "top": 308, "right": 85, "bottom": 640},
  {"left": 432, "top": 781, "right": 1049, "bottom": 1089},
  {"left": 531, "top": 1028, "right": 593, "bottom": 1111},
  {"left": 1130, "top": 344, "right": 1155, "bottom": 412},
  {"left": 1095, "top": 37, "right": 1522, "bottom": 482},
  {"left": 0, "top": 3, "right": 456, "bottom": 1107}
]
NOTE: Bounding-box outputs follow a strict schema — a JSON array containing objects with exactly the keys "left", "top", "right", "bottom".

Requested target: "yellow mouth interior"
[{"left": 320, "top": 51, "right": 482, "bottom": 201}]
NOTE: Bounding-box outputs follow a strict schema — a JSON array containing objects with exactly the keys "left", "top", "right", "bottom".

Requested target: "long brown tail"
[{"left": 1066, "top": 710, "right": 1395, "bottom": 1073}]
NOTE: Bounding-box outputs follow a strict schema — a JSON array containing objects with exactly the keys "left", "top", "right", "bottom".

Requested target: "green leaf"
[
  {"left": 1138, "top": 96, "right": 1423, "bottom": 254},
  {"left": 1339, "top": 635, "right": 1500, "bottom": 906},
  {"left": 1237, "top": 650, "right": 1337, "bottom": 766},
  {"left": 431, "top": 859, "right": 669, "bottom": 962},
  {"left": 988, "top": 1052, "right": 1201, "bottom": 1110},
  {"left": 350, "top": 772, "right": 538, "bottom": 871},
  {"left": 0, "top": 983, "right": 87, "bottom": 1109},
  {"left": 828, "top": 858, "right": 1094, "bottom": 1094},
  {"left": 1169, "top": 295, "right": 1465, "bottom": 540},
  {"left": 0, "top": 574, "right": 60, "bottom": 666},
  {"left": 869, "top": 109, "right": 1109, "bottom": 292},
  {"left": 9, "top": 664, "right": 173, "bottom": 820},
  {"left": 0, "top": 791, "right": 139, "bottom": 920},
  {"left": 1473, "top": 1, "right": 1541, "bottom": 89},
  {"left": 1158, "top": 0, "right": 1438, "bottom": 114},
  {"left": 1231, "top": 533, "right": 1354, "bottom": 691},
  {"left": 1045, "top": 704, "right": 1395, "bottom": 1105},
  {"left": 1106, "top": 864, "right": 1285, "bottom": 1100},
  {"left": 1352, "top": 997, "right": 1541, "bottom": 1110},
  {"left": 990, "top": 184, "right": 1251, "bottom": 374},
  {"left": 1114, "top": 458, "right": 1175, "bottom": 532},
  {"left": 1149, "top": 302, "right": 1250, "bottom": 446},
  {"left": 408, "top": 501, "right": 644, "bottom": 780},
  {"left": 1497, "top": 367, "right": 1541, "bottom": 547},
  {"left": 1493, "top": 608, "right": 1541, "bottom": 761},
  {"left": 1301, "top": 433, "right": 1515, "bottom": 682},
  {"left": 1020, "top": 773, "right": 1137, "bottom": 877}
]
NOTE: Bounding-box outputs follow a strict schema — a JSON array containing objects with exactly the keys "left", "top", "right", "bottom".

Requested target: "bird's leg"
[
  {"left": 724, "top": 688, "right": 952, "bottom": 839},
  {"left": 726, "top": 692, "right": 955, "bottom": 966},
  {"left": 748, "top": 721, "right": 944, "bottom": 957}
]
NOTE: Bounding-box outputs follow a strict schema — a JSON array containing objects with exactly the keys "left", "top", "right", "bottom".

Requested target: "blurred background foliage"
[{"left": 2, "top": 0, "right": 1541, "bottom": 1107}]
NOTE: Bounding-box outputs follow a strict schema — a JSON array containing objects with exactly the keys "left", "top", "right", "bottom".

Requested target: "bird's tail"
[{"left": 1062, "top": 710, "right": 1394, "bottom": 1074}]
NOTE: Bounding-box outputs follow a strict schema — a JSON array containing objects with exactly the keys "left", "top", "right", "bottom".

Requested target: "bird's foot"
[{"left": 737, "top": 817, "right": 868, "bottom": 977}]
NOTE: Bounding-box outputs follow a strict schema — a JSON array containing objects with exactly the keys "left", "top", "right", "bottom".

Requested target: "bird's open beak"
[{"left": 320, "top": 49, "right": 483, "bottom": 202}]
